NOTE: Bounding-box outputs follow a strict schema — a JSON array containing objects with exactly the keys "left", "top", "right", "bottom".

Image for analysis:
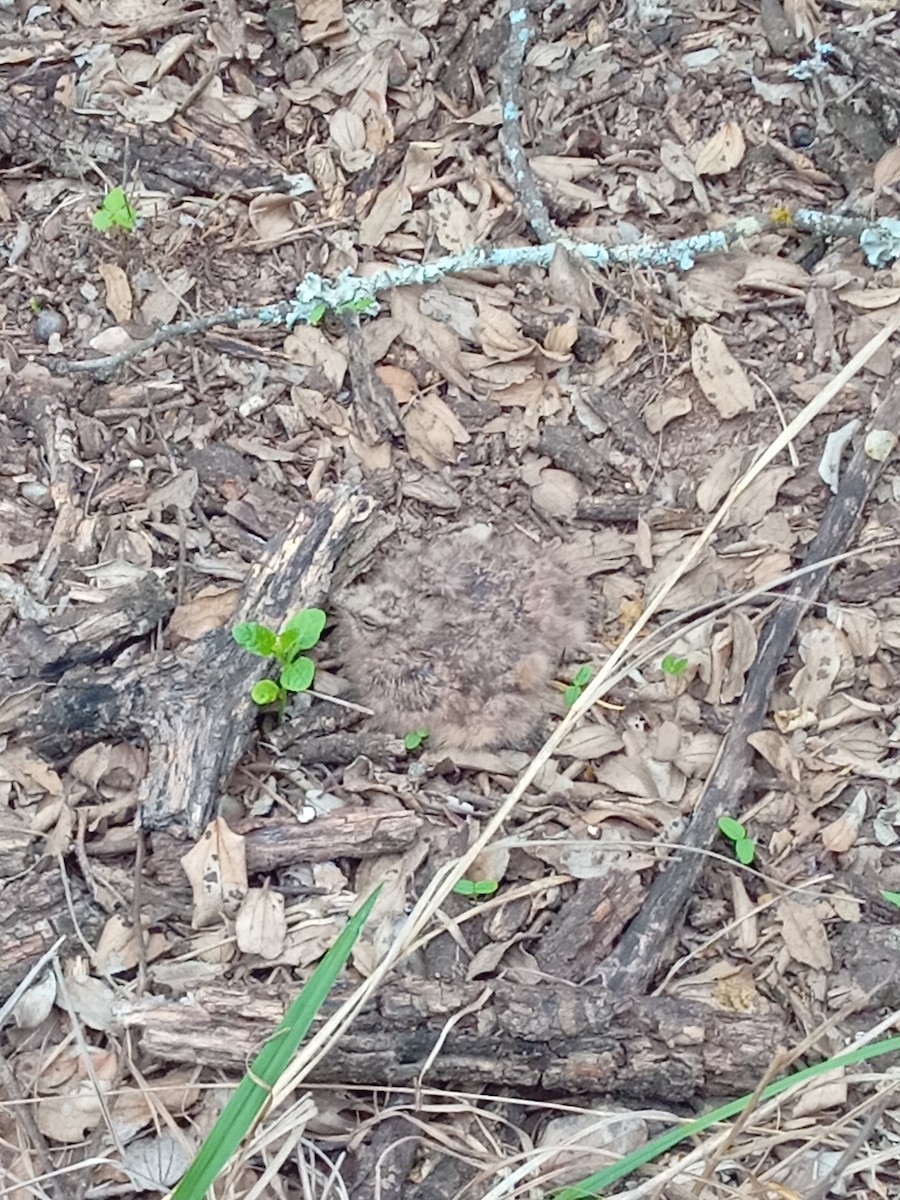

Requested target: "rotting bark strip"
[
  {"left": 600, "top": 381, "right": 900, "bottom": 994},
  {"left": 117, "top": 978, "right": 792, "bottom": 1104},
  {"left": 22, "top": 485, "right": 375, "bottom": 839}
]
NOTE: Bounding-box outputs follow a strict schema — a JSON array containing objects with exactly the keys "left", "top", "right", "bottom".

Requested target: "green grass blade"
[
  {"left": 170, "top": 886, "right": 382, "bottom": 1200},
  {"left": 556, "top": 1033, "right": 900, "bottom": 1199}
]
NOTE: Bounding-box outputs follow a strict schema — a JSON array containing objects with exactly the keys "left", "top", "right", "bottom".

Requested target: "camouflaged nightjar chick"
[{"left": 333, "top": 530, "right": 590, "bottom": 751}]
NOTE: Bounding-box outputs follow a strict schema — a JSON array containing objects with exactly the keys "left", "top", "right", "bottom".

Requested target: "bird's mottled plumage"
[{"left": 334, "top": 531, "right": 589, "bottom": 750}]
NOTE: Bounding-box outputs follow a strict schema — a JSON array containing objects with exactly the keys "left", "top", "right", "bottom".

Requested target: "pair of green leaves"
[
  {"left": 92, "top": 187, "right": 137, "bottom": 233},
  {"left": 564, "top": 664, "right": 593, "bottom": 708},
  {"left": 718, "top": 815, "right": 756, "bottom": 866},
  {"left": 453, "top": 879, "right": 498, "bottom": 898},
  {"left": 233, "top": 608, "right": 326, "bottom": 708}
]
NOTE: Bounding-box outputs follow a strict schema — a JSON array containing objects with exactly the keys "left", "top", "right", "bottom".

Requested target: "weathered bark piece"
[
  {"left": 0, "top": 573, "right": 173, "bottom": 736},
  {"left": 0, "top": 868, "right": 105, "bottom": 999},
  {"left": 0, "top": 66, "right": 289, "bottom": 195},
  {"left": 146, "top": 810, "right": 424, "bottom": 886},
  {"left": 2, "top": 573, "right": 173, "bottom": 685},
  {"left": 600, "top": 383, "right": 900, "bottom": 993},
  {"left": 534, "top": 871, "right": 645, "bottom": 982},
  {"left": 575, "top": 495, "right": 694, "bottom": 529},
  {"left": 118, "top": 978, "right": 791, "bottom": 1103},
  {"left": 343, "top": 312, "right": 404, "bottom": 441},
  {"left": 23, "top": 486, "right": 375, "bottom": 839}
]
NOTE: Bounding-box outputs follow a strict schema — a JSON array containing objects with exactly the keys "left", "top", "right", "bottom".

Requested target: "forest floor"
[{"left": 2, "top": 1, "right": 900, "bottom": 1198}]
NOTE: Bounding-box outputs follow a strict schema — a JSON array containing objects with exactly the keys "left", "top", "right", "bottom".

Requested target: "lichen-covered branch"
[
  {"left": 50, "top": 210, "right": 900, "bottom": 377},
  {"left": 498, "top": 8, "right": 555, "bottom": 242}
]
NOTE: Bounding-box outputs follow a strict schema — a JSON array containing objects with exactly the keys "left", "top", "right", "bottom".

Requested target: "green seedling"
[
  {"left": 718, "top": 815, "right": 756, "bottom": 865},
  {"left": 661, "top": 653, "right": 688, "bottom": 677},
  {"left": 881, "top": 890, "right": 900, "bottom": 909},
  {"left": 169, "top": 886, "right": 380, "bottom": 1200},
  {"left": 309, "top": 295, "right": 377, "bottom": 327},
  {"left": 453, "top": 879, "right": 499, "bottom": 899},
  {"left": 404, "top": 729, "right": 429, "bottom": 751},
  {"left": 564, "top": 664, "right": 593, "bottom": 708},
  {"left": 91, "top": 186, "right": 137, "bottom": 233},
  {"left": 233, "top": 607, "right": 326, "bottom": 721}
]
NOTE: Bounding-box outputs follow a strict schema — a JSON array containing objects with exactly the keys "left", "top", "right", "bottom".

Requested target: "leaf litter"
[{"left": 1, "top": 0, "right": 900, "bottom": 1198}]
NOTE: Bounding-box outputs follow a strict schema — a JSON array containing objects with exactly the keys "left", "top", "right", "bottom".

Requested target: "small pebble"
[{"left": 34, "top": 308, "right": 67, "bottom": 343}]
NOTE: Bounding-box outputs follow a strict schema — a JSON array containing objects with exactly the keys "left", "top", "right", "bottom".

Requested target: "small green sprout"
[
  {"left": 28, "top": 296, "right": 42, "bottom": 314},
  {"left": 309, "top": 295, "right": 377, "bottom": 327},
  {"left": 718, "top": 815, "right": 756, "bottom": 866},
  {"left": 564, "top": 664, "right": 593, "bottom": 708},
  {"left": 453, "top": 879, "right": 499, "bottom": 899},
  {"left": 661, "top": 653, "right": 688, "bottom": 677},
  {"left": 233, "top": 608, "right": 326, "bottom": 720},
  {"left": 404, "top": 729, "right": 429, "bottom": 751},
  {"left": 881, "top": 890, "right": 900, "bottom": 909},
  {"left": 92, "top": 186, "right": 137, "bottom": 233}
]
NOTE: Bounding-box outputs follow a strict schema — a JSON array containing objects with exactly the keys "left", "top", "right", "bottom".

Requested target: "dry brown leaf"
[
  {"left": 329, "top": 107, "right": 366, "bottom": 165},
  {"left": 557, "top": 722, "right": 623, "bottom": 760},
  {"left": 721, "top": 610, "right": 757, "bottom": 704},
  {"left": 94, "top": 913, "right": 168, "bottom": 973},
  {"left": 98, "top": 262, "right": 133, "bottom": 322},
  {"left": 63, "top": 969, "right": 115, "bottom": 1032},
  {"left": 112, "top": 1071, "right": 201, "bottom": 1142},
  {"left": 146, "top": 468, "right": 198, "bottom": 516},
  {"left": 821, "top": 787, "right": 868, "bottom": 853},
  {"left": 180, "top": 818, "right": 248, "bottom": 929},
  {"left": 376, "top": 364, "right": 419, "bottom": 405},
  {"left": 696, "top": 447, "right": 746, "bottom": 512},
  {"left": 690, "top": 325, "right": 756, "bottom": 417},
  {"left": 747, "top": 729, "right": 802, "bottom": 782},
  {"left": 537, "top": 1112, "right": 649, "bottom": 1188},
  {"left": 140, "top": 267, "right": 194, "bottom": 325},
  {"left": 694, "top": 121, "right": 745, "bottom": 176},
  {"left": 548, "top": 244, "right": 598, "bottom": 319},
  {"left": 778, "top": 898, "right": 833, "bottom": 970},
  {"left": 739, "top": 255, "right": 810, "bottom": 295},
  {"left": 36, "top": 1048, "right": 117, "bottom": 1143},
  {"left": 789, "top": 624, "right": 849, "bottom": 713},
  {"left": 728, "top": 466, "right": 794, "bottom": 527},
  {"left": 390, "top": 290, "right": 470, "bottom": 391},
  {"left": 352, "top": 837, "right": 432, "bottom": 975},
  {"left": 791, "top": 1069, "right": 847, "bottom": 1118},
  {"left": 227, "top": 436, "right": 297, "bottom": 463},
  {"left": 68, "top": 742, "right": 144, "bottom": 795},
  {"left": 11, "top": 974, "right": 56, "bottom": 1030},
  {"left": 0, "top": 745, "right": 63, "bottom": 795},
  {"left": 235, "top": 883, "right": 287, "bottom": 959},
  {"left": 403, "top": 392, "right": 470, "bottom": 469},
  {"left": 428, "top": 187, "right": 474, "bottom": 254},
  {"left": 168, "top": 585, "right": 240, "bottom": 643},
  {"left": 248, "top": 194, "right": 306, "bottom": 240},
  {"left": 543, "top": 311, "right": 578, "bottom": 357},
  {"left": 359, "top": 180, "right": 412, "bottom": 245},
  {"left": 478, "top": 305, "right": 535, "bottom": 361},
  {"left": 283, "top": 325, "right": 348, "bottom": 388},
  {"left": 529, "top": 466, "right": 583, "bottom": 519},
  {"left": 675, "top": 262, "right": 743, "bottom": 319},
  {"left": 838, "top": 287, "right": 900, "bottom": 310},
  {"left": 874, "top": 144, "right": 900, "bottom": 191},
  {"left": 729, "top": 877, "right": 758, "bottom": 951},
  {"left": 531, "top": 155, "right": 598, "bottom": 182},
  {"left": 643, "top": 390, "right": 692, "bottom": 434}
]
